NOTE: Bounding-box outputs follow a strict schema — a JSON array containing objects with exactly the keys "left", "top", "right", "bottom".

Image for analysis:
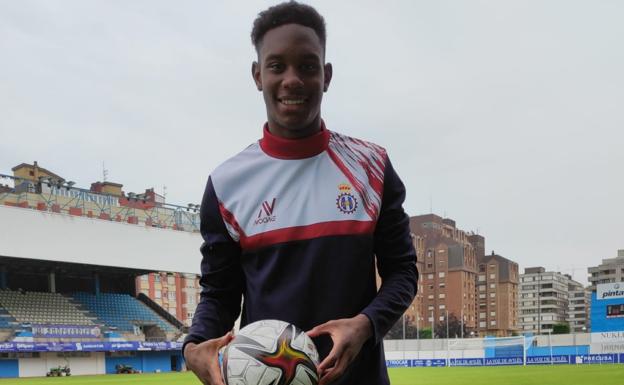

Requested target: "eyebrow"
[{"left": 263, "top": 53, "right": 321, "bottom": 62}]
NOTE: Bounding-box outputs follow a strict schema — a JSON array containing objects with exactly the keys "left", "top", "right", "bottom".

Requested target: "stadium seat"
[
  {"left": 70, "top": 292, "right": 178, "bottom": 333},
  {"left": 0, "top": 289, "right": 96, "bottom": 326}
]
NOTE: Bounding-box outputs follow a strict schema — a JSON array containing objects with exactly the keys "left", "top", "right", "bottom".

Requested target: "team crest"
[{"left": 336, "top": 184, "right": 358, "bottom": 214}]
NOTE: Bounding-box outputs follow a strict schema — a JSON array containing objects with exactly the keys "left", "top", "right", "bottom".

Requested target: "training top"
[{"left": 185, "top": 123, "right": 418, "bottom": 385}]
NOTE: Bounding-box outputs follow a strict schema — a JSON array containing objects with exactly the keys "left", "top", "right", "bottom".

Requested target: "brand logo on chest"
[
  {"left": 336, "top": 184, "right": 358, "bottom": 214},
  {"left": 254, "top": 198, "right": 276, "bottom": 225}
]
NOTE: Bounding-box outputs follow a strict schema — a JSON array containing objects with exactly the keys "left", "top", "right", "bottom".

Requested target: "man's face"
[{"left": 253, "top": 24, "right": 332, "bottom": 139}]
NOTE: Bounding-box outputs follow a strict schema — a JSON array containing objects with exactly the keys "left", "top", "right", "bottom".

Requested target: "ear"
[
  {"left": 252, "top": 61, "right": 262, "bottom": 91},
  {"left": 323, "top": 62, "right": 333, "bottom": 92}
]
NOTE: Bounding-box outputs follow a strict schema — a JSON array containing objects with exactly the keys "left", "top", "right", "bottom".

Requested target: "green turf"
[{"left": 1, "top": 366, "right": 623, "bottom": 384}]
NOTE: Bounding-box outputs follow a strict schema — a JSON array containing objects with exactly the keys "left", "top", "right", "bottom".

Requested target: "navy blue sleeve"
[
  {"left": 184, "top": 177, "right": 244, "bottom": 349},
  {"left": 361, "top": 158, "right": 419, "bottom": 343}
]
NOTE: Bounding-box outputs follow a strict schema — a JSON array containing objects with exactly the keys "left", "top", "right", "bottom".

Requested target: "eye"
[
  {"left": 301, "top": 63, "right": 319, "bottom": 72},
  {"left": 267, "top": 62, "right": 284, "bottom": 72}
]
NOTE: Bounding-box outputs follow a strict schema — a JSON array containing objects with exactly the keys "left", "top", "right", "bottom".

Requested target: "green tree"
[
  {"left": 552, "top": 323, "right": 570, "bottom": 334},
  {"left": 434, "top": 313, "right": 469, "bottom": 338}
]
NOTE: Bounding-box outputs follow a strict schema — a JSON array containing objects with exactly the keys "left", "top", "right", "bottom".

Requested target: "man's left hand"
[{"left": 306, "top": 314, "right": 372, "bottom": 385}]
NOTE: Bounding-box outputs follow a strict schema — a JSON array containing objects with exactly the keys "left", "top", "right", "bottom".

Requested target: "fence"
[{"left": 384, "top": 333, "right": 623, "bottom": 367}]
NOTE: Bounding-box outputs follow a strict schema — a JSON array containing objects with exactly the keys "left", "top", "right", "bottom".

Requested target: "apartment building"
[
  {"left": 567, "top": 279, "right": 590, "bottom": 333},
  {"left": 588, "top": 249, "right": 624, "bottom": 291},
  {"left": 136, "top": 272, "right": 201, "bottom": 327},
  {"left": 476, "top": 252, "right": 519, "bottom": 336},
  {"left": 519, "top": 267, "right": 571, "bottom": 334},
  {"left": 402, "top": 234, "right": 425, "bottom": 328},
  {"left": 410, "top": 214, "right": 477, "bottom": 333}
]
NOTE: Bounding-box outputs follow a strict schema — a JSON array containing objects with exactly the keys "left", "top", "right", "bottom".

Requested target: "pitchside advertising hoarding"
[
  {"left": 0, "top": 341, "right": 183, "bottom": 353},
  {"left": 385, "top": 354, "right": 623, "bottom": 367}
]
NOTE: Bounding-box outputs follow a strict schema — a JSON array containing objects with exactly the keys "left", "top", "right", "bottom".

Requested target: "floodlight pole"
[
  {"left": 402, "top": 313, "right": 406, "bottom": 359},
  {"left": 446, "top": 310, "right": 450, "bottom": 367}
]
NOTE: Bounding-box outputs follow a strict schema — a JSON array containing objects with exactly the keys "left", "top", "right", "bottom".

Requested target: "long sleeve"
[
  {"left": 361, "top": 158, "right": 419, "bottom": 343},
  {"left": 183, "top": 177, "right": 244, "bottom": 349}
]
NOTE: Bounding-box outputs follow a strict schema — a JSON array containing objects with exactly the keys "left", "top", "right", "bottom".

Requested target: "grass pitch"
[{"left": 1, "top": 365, "right": 623, "bottom": 385}]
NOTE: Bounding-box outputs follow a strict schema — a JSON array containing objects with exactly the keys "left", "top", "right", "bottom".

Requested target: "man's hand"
[
  {"left": 184, "top": 333, "right": 233, "bottom": 385},
  {"left": 307, "top": 314, "right": 372, "bottom": 385}
]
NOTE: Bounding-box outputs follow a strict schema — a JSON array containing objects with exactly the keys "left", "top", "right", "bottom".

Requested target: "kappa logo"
[
  {"left": 254, "top": 198, "right": 276, "bottom": 225},
  {"left": 336, "top": 184, "right": 358, "bottom": 214}
]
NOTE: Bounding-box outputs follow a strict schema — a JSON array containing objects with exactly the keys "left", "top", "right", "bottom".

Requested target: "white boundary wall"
[
  {"left": 18, "top": 352, "right": 105, "bottom": 377},
  {"left": 0, "top": 205, "right": 202, "bottom": 274}
]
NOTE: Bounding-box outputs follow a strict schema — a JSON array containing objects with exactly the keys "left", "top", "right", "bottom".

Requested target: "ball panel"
[{"left": 223, "top": 320, "right": 319, "bottom": 385}]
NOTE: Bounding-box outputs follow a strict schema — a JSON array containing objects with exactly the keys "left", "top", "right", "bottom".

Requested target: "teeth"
[{"left": 281, "top": 99, "right": 305, "bottom": 105}]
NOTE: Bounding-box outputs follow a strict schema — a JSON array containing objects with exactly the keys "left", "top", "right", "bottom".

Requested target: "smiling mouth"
[{"left": 278, "top": 97, "right": 308, "bottom": 105}]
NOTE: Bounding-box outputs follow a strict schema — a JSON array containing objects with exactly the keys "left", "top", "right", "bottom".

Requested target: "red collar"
[{"left": 259, "top": 122, "right": 330, "bottom": 159}]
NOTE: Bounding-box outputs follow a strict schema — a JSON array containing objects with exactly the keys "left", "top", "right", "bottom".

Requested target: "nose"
[{"left": 282, "top": 67, "right": 304, "bottom": 90}]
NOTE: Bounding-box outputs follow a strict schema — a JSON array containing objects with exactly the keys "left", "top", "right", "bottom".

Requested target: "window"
[
  {"left": 155, "top": 290, "right": 161, "bottom": 299},
  {"left": 168, "top": 275, "right": 175, "bottom": 285},
  {"left": 428, "top": 294, "right": 434, "bottom": 299},
  {"left": 490, "top": 293, "right": 496, "bottom": 298},
  {"left": 490, "top": 273, "right": 496, "bottom": 279},
  {"left": 439, "top": 272, "right": 445, "bottom": 278},
  {"left": 490, "top": 311, "right": 496, "bottom": 317},
  {"left": 439, "top": 283, "right": 445, "bottom": 288},
  {"left": 439, "top": 316, "right": 444, "bottom": 321},
  {"left": 489, "top": 283, "right": 496, "bottom": 289},
  {"left": 428, "top": 305, "right": 434, "bottom": 310},
  {"left": 427, "top": 273, "right": 434, "bottom": 280},
  {"left": 480, "top": 312, "right": 486, "bottom": 318},
  {"left": 479, "top": 321, "right": 486, "bottom": 328},
  {"left": 479, "top": 293, "right": 486, "bottom": 299},
  {"left": 154, "top": 275, "right": 161, "bottom": 283},
  {"left": 439, "top": 293, "right": 446, "bottom": 299},
  {"left": 140, "top": 275, "right": 148, "bottom": 282},
  {"left": 439, "top": 304, "right": 446, "bottom": 309},
  {"left": 478, "top": 275, "right": 486, "bottom": 282},
  {"left": 490, "top": 320, "right": 497, "bottom": 326},
  {"left": 479, "top": 286, "right": 485, "bottom": 292},
  {"left": 168, "top": 292, "right": 176, "bottom": 300}
]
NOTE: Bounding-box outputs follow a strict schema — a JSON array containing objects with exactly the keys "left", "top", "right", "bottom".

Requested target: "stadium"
[
  {"left": 1, "top": 162, "right": 623, "bottom": 384},
  {"left": 0, "top": 162, "right": 196, "bottom": 378}
]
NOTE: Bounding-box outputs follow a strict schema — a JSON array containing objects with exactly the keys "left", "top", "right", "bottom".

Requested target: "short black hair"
[{"left": 251, "top": 1, "right": 326, "bottom": 53}]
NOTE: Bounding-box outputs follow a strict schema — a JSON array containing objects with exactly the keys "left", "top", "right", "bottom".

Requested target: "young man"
[{"left": 183, "top": 2, "right": 418, "bottom": 385}]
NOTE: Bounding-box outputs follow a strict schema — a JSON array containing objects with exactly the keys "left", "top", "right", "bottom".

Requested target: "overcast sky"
[{"left": 1, "top": 1, "right": 622, "bottom": 283}]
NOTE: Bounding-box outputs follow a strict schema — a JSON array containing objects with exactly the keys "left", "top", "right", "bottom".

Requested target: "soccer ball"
[{"left": 222, "top": 319, "right": 319, "bottom": 385}]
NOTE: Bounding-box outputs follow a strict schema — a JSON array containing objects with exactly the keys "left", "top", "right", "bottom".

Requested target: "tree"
[
  {"left": 552, "top": 323, "right": 570, "bottom": 334},
  {"left": 384, "top": 317, "right": 432, "bottom": 339},
  {"left": 434, "top": 313, "right": 469, "bottom": 339}
]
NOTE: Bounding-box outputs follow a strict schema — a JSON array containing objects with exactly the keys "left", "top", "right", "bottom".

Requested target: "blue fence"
[{"left": 386, "top": 353, "right": 624, "bottom": 367}]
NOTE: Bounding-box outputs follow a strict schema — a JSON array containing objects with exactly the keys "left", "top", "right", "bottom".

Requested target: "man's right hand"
[{"left": 184, "top": 333, "right": 234, "bottom": 385}]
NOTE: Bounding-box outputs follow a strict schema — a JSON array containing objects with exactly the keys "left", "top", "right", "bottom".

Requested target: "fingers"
[
  {"left": 317, "top": 348, "right": 338, "bottom": 372},
  {"left": 186, "top": 333, "right": 234, "bottom": 385},
  {"left": 215, "top": 331, "right": 234, "bottom": 349},
  {"left": 319, "top": 355, "right": 348, "bottom": 385},
  {"left": 306, "top": 321, "right": 330, "bottom": 338}
]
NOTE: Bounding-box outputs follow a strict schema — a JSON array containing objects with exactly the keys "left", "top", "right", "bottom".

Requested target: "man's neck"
[{"left": 267, "top": 118, "right": 322, "bottom": 139}]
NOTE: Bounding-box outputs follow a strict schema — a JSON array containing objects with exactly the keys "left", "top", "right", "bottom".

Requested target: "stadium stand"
[
  {"left": 0, "top": 307, "right": 17, "bottom": 328},
  {"left": 0, "top": 290, "right": 95, "bottom": 326},
  {"left": 71, "top": 292, "right": 178, "bottom": 334}
]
